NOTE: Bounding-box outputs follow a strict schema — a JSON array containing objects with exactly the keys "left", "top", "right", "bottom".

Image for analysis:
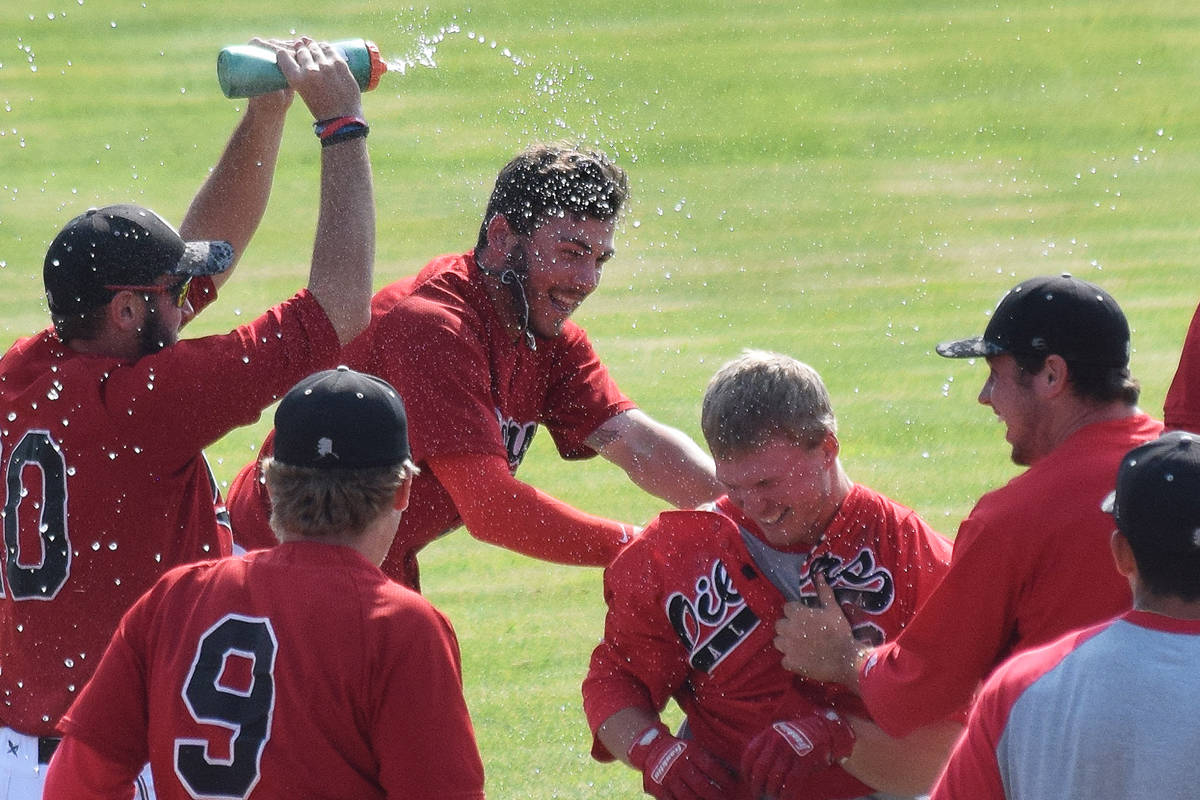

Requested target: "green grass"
[{"left": 3, "top": 1, "right": 1200, "bottom": 796}]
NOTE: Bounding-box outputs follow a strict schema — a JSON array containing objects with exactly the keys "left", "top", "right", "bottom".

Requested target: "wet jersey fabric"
[
  {"left": 583, "top": 486, "right": 952, "bottom": 799},
  {"left": 0, "top": 282, "right": 340, "bottom": 737},
  {"left": 227, "top": 252, "right": 634, "bottom": 587},
  {"left": 54, "top": 541, "right": 485, "bottom": 799}
]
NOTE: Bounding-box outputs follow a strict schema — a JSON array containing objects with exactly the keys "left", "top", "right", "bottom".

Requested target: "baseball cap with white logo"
[
  {"left": 935, "top": 273, "right": 1129, "bottom": 367},
  {"left": 273, "top": 366, "right": 411, "bottom": 470},
  {"left": 1102, "top": 431, "right": 1200, "bottom": 554},
  {"left": 43, "top": 204, "right": 233, "bottom": 315}
]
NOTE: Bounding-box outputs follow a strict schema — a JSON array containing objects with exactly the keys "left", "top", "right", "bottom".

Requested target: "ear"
[
  {"left": 1038, "top": 354, "right": 1070, "bottom": 399},
  {"left": 1110, "top": 529, "right": 1138, "bottom": 579},
  {"left": 484, "top": 213, "right": 520, "bottom": 256},
  {"left": 105, "top": 290, "right": 147, "bottom": 334},
  {"left": 393, "top": 474, "right": 413, "bottom": 513},
  {"left": 821, "top": 431, "right": 841, "bottom": 464}
]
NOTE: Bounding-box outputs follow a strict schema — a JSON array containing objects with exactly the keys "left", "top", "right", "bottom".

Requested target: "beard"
[{"left": 137, "top": 308, "right": 175, "bottom": 357}]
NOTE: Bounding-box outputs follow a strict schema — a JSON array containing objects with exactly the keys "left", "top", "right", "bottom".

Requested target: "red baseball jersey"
[
  {"left": 227, "top": 251, "right": 635, "bottom": 587},
  {"left": 0, "top": 283, "right": 341, "bottom": 736},
  {"left": 50, "top": 541, "right": 485, "bottom": 799},
  {"left": 583, "top": 486, "right": 952, "bottom": 799},
  {"left": 1165, "top": 301, "right": 1200, "bottom": 432},
  {"left": 858, "top": 413, "right": 1163, "bottom": 738}
]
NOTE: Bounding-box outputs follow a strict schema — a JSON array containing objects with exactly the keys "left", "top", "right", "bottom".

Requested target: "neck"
[
  {"left": 1036, "top": 399, "right": 1138, "bottom": 463},
  {"left": 474, "top": 248, "right": 532, "bottom": 345},
  {"left": 1133, "top": 592, "right": 1200, "bottom": 621}
]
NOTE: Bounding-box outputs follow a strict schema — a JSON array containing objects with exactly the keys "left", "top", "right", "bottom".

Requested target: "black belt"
[{"left": 37, "top": 736, "right": 60, "bottom": 764}]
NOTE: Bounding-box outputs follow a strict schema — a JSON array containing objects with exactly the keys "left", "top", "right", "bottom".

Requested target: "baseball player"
[
  {"left": 932, "top": 431, "right": 1200, "bottom": 800},
  {"left": 43, "top": 367, "right": 485, "bottom": 799},
  {"left": 226, "top": 142, "right": 722, "bottom": 589},
  {"left": 583, "top": 352, "right": 957, "bottom": 800},
  {"left": 1164, "top": 299, "right": 1200, "bottom": 432},
  {"left": 774, "top": 275, "right": 1163, "bottom": 743},
  {"left": 0, "top": 38, "right": 374, "bottom": 798}
]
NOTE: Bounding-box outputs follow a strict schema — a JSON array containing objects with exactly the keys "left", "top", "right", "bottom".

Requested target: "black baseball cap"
[
  {"left": 936, "top": 274, "right": 1130, "bottom": 367},
  {"left": 1102, "top": 431, "right": 1200, "bottom": 554},
  {"left": 274, "top": 366, "right": 412, "bottom": 470},
  {"left": 43, "top": 204, "right": 234, "bottom": 315}
]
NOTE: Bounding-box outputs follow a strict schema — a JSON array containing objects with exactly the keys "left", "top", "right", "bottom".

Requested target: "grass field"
[{"left": 3, "top": 1, "right": 1200, "bottom": 796}]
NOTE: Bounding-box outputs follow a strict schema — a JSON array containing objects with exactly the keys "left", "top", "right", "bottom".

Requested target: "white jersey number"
[
  {"left": 0, "top": 430, "right": 70, "bottom": 600},
  {"left": 175, "top": 614, "right": 278, "bottom": 799}
]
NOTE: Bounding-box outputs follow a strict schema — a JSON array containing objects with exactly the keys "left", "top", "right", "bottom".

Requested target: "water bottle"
[{"left": 217, "top": 38, "right": 387, "bottom": 98}]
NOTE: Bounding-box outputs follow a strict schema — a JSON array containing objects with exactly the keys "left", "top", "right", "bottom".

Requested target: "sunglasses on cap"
[{"left": 103, "top": 276, "right": 192, "bottom": 309}]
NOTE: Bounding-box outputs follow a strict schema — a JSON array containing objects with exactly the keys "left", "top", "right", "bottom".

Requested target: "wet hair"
[
  {"left": 701, "top": 350, "right": 836, "bottom": 460},
  {"left": 475, "top": 142, "right": 629, "bottom": 251},
  {"left": 263, "top": 458, "right": 419, "bottom": 541},
  {"left": 1011, "top": 352, "right": 1141, "bottom": 405}
]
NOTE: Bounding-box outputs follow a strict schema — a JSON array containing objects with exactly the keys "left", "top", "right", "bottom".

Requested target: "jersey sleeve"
[
  {"left": 928, "top": 684, "right": 1009, "bottom": 800},
  {"left": 98, "top": 290, "right": 341, "bottom": 468},
  {"left": 857, "top": 507, "right": 1021, "bottom": 737},
  {"left": 1165, "top": 301, "right": 1200, "bottom": 432},
  {"left": 372, "top": 598, "right": 485, "bottom": 798},
  {"left": 42, "top": 736, "right": 143, "bottom": 800},
  {"left": 582, "top": 526, "right": 693, "bottom": 760},
  {"left": 430, "top": 452, "right": 635, "bottom": 566},
  {"left": 56, "top": 585, "right": 157, "bottom": 771},
  {"left": 541, "top": 324, "right": 636, "bottom": 459}
]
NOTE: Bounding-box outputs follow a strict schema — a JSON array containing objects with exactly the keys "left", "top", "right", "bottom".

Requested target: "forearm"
[
  {"left": 180, "top": 95, "right": 290, "bottom": 282},
  {"left": 840, "top": 716, "right": 963, "bottom": 796},
  {"left": 591, "top": 410, "right": 721, "bottom": 508},
  {"left": 597, "top": 707, "right": 664, "bottom": 767},
  {"left": 307, "top": 135, "right": 374, "bottom": 345},
  {"left": 430, "top": 453, "right": 636, "bottom": 565}
]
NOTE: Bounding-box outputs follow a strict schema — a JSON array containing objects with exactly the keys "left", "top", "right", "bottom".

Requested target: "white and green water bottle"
[{"left": 217, "top": 38, "right": 387, "bottom": 98}]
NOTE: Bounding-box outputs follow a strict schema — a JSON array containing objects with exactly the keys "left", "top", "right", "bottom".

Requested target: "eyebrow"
[{"left": 560, "top": 235, "right": 615, "bottom": 262}]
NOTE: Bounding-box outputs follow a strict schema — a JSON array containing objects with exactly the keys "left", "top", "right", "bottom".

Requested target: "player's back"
[{"left": 88, "top": 541, "right": 483, "bottom": 799}]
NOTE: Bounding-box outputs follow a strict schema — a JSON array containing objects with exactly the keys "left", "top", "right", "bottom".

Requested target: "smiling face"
[
  {"left": 978, "top": 354, "right": 1048, "bottom": 466},
  {"left": 509, "top": 213, "right": 616, "bottom": 339},
  {"left": 715, "top": 433, "right": 842, "bottom": 549}
]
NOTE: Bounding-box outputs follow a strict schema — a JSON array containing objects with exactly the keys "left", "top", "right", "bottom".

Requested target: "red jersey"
[
  {"left": 1165, "top": 301, "right": 1200, "bottom": 431},
  {"left": 0, "top": 283, "right": 341, "bottom": 736},
  {"left": 227, "top": 252, "right": 635, "bottom": 587},
  {"left": 50, "top": 541, "right": 485, "bottom": 799},
  {"left": 858, "top": 413, "right": 1163, "bottom": 738},
  {"left": 583, "top": 486, "right": 951, "bottom": 799}
]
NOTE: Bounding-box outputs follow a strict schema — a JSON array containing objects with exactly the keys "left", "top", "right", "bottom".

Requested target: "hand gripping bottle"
[{"left": 217, "top": 38, "right": 387, "bottom": 98}]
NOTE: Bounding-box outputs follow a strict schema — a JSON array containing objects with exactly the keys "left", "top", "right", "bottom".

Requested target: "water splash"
[{"left": 382, "top": 21, "right": 526, "bottom": 77}]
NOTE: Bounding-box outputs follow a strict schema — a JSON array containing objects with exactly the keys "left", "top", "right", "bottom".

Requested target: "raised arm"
[
  {"left": 180, "top": 41, "right": 295, "bottom": 286},
  {"left": 272, "top": 38, "right": 374, "bottom": 346},
  {"left": 587, "top": 409, "right": 722, "bottom": 509}
]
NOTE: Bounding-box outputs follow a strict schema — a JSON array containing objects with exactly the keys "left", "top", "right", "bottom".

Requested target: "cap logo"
[{"left": 316, "top": 437, "right": 336, "bottom": 460}]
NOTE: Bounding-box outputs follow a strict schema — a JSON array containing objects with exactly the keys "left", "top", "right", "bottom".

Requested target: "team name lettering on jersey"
[
  {"left": 494, "top": 409, "right": 537, "bottom": 472},
  {"left": 666, "top": 558, "right": 760, "bottom": 672},
  {"left": 800, "top": 548, "right": 895, "bottom": 645}
]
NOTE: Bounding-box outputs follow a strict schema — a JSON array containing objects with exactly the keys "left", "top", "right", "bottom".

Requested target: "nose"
[
  {"left": 180, "top": 297, "right": 197, "bottom": 324},
  {"left": 978, "top": 376, "right": 993, "bottom": 406},
  {"left": 573, "top": 259, "right": 602, "bottom": 294}
]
